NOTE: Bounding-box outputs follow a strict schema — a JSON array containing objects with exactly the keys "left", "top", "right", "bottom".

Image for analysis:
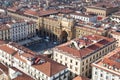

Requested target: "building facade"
[
  {"left": 0, "top": 41, "right": 69, "bottom": 80},
  {"left": 38, "top": 16, "right": 75, "bottom": 42},
  {"left": 0, "top": 20, "right": 36, "bottom": 42},
  {"left": 86, "top": 4, "right": 119, "bottom": 17},
  {"left": 111, "top": 11, "right": 120, "bottom": 23},
  {"left": 52, "top": 35, "right": 116, "bottom": 78},
  {"left": 75, "top": 25, "right": 103, "bottom": 38},
  {"left": 92, "top": 47, "right": 120, "bottom": 80},
  {"left": 0, "top": 15, "right": 11, "bottom": 23},
  {"left": 70, "top": 13, "right": 97, "bottom": 23},
  {"left": 0, "top": 63, "right": 9, "bottom": 80},
  {"left": 110, "top": 31, "right": 120, "bottom": 47}
]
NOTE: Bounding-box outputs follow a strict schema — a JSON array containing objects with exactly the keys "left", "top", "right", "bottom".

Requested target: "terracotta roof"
[
  {"left": 24, "top": 9, "right": 59, "bottom": 17},
  {"left": 7, "top": 7, "right": 18, "bottom": 12},
  {"left": 0, "top": 40, "right": 8, "bottom": 45},
  {"left": 0, "top": 45, "right": 16, "bottom": 55},
  {"left": 73, "top": 76, "right": 90, "bottom": 80},
  {"left": 38, "top": 9, "right": 59, "bottom": 17},
  {"left": 88, "top": 2, "right": 118, "bottom": 9},
  {"left": 24, "top": 9, "right": 38, "bottom": 16},
  {"left": 59, "top": 8, "right": 74, "bottom": 14},
  {"left": 92, "top": 47, "right": 120, "bottom": 76},
  {"left": 57, "top": 35, "right": 115, "bottom": 59},
  {"left": 33, "top": 55, "right": 67, "bottom": 77},
  {"left": 0, "top": 42, "right": 67, "bottom": 77},
  {"left": 102, "top": 47, "right": 120, "bottom": 69},
  {"left": 11, "top": 67, "right": 34, "bottom": 80},
  {"left": 0, "top": 63, "right": 8, "bottom": 75}
]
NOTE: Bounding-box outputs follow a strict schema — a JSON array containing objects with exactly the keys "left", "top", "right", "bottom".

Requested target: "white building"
[
  {"left": 92, "top": 47, "right": 120, "bottom": 80},
  {"left": 0, "top": 19, "right": 36, "bottom": 42},
  {"left": 0, "top": 41, "right": 69, "bottom": 80},
  {"left": 111, "top": 12, "right": 120, "bottom": 23},
  {"left": 9, "top": 20, "right": 36, "bottom": 42},
  {"left": 52, "top": 35, "right": 116, "bottom": 79},
  {"left": 0, "top": 62, "right": 35, "bottom": 80},
  {"left": 70, "top": 12, "right": 97, "bottom": 23}
]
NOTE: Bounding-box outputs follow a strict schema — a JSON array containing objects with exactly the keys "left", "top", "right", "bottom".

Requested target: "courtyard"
[{"left": 25, "top": 36, "right": 59, "bottom": 53}]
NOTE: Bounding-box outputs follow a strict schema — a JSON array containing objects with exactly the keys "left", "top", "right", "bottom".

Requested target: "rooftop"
[
  {"left": 56, "top": 35, "right": 115, "bottom": 59},
  {"left": 112, "top": 11, "right": 120, "bottom": 17},
  {"left": 0, "top": 42, "right": 67, "bottom": 77},
  {"left": 10, "top": 67, "right": 34, "bottom": 80},
  {"left": 103, "top": 47, "right": 120, "bottom": 69},
  {"left": 87, "top": 2, "right": 118, "bottom": 10},
  {"left": 73, "top": 76, "right": 90, "bottom": 80},
  {"left": 92, "top": 47, "right": 120, "bottom": 76},
  {"left": 0, "top": 63, "right": 8, "bottom": 75},
  {"left": 0, "top": 19, "right": 36, "bottom": 30},
  {"left": 71, "top": 12, "right": 97, "bottom": 18}
]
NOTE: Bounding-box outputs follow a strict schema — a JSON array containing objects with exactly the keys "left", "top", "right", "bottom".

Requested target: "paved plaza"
[{"left": 25, "top": 37, "right": 58, "bottom": 53}]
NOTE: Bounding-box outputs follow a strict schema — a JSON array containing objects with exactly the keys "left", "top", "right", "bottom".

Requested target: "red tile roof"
[
  {"left": 59, "top": 8, "right": 74, "bottom": 14},
  {"left": 0, "top": 40, "right": 8, "bottom": 45},
  {"left": 24, "top": 9, "right": 38, "bottom": 16},
  {"left": 24, "top": 9, "right": 59, "bottom": 17},
  {"left": 0, "top": 42, "right": 67, "bottom": 77},
  {"left": 73, "top": 76, "right": 90, "bottom": 80},
  {"left": 57, "top": 35, "right": 115, "bottom": 59},
  {"left": 92, "top": 47, "right": 120, "bottom": 76},
  {"left": 7, "top": 7, "right": 18, "bottom": 12},
  {"left": 102, "top": 47, "right": 120, "bottom": 69},
  {"left": 0, "top": 63, "right": 8, "bottom": 75},
  {"left": 33, "top": 55, "right": 67, "bottom": 77},
  {"left": 11, "top": 67, "right": 34, "bottom": 80},
  {"left": 0, "top": 45, "right": 17, "bottom": 55}
]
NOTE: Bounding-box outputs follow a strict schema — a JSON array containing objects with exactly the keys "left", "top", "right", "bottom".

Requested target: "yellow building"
[
  {"left": 38, "top": 16, "right": 75, "bottom": 42},
  {"left": 86, "top": 3, "right": 119, "bottom": 17},
  {"left": 75, "top": 25, "right": 104, "bottom": 38}
]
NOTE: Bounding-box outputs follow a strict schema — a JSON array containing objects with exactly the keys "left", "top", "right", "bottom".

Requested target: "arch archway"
[{"left": 60, "top": 31, "right": 68, "bottom": 43}]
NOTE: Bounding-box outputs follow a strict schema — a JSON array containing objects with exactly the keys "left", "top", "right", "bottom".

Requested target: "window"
[
  {"left": 70, "top": 65, "right": 72, "bottom": 69},
  {"left": 56, "top": 54, "right": 57, "bottom": 57},
  {"left": 86, "top": 65, "right": 88, "bottom": 69},
  {"left": 106, "top": 76, "right": 108, "bottom": 79},
  {"left": 42, "top": 74, "right": 44, "bottom": 77},
  {"left": 86, "top": 71, "right": 87, "bottom": 76},
  {"left": 95, "top": 72, "right": 97, "bottom": 75},
  {"left": 96, "top": 53, "right": 98, "bottom": 57},
  {"left": 64, "top": 74, "right": 66, "bottom": 79},
  {"left": 100, "top": 74, "right": 103, "bottom": 77},
  {"left": 90, "top": 57, "right": 92, "bottom": 61},
  {"left": 56, "top": 59, "right": 58, "bottom": 61},
  {"left": 60, "top": 61, "right": 62, "bottom": 64},
  {"left": 60, "top": 55, "right": 62, "bottom": 58},
  {"left": 65, "top": 57, "right": 67, "bottom": 61},
  {"left": 82, "top": 67, "right": 84, "bottom": 72},
  {"left": 65, "top": 63, "right": 67, "bottom": 66},
  {"left": 70, "top": 59, "right": 72, "bottom": 63},
  {"left": 76, "top": 62, "right": 78, "bottom": 65},
  {"left": 93, "top": 55, "right": 95, "bottom": 59},
  {"left": 101, "top": 70, "right": 103, "bottom": 72},
  {"left": 70, "top": 72, "right": 72, "bottom": 76},
  {"left": 75, "top": 67, "right": 78, "bottom": 72},
  {"left": 86, "top": 59, "right": 88, "bottom": 63},
  {"left": 82, "top": 62, "right": 84, "bottom": 65}
]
